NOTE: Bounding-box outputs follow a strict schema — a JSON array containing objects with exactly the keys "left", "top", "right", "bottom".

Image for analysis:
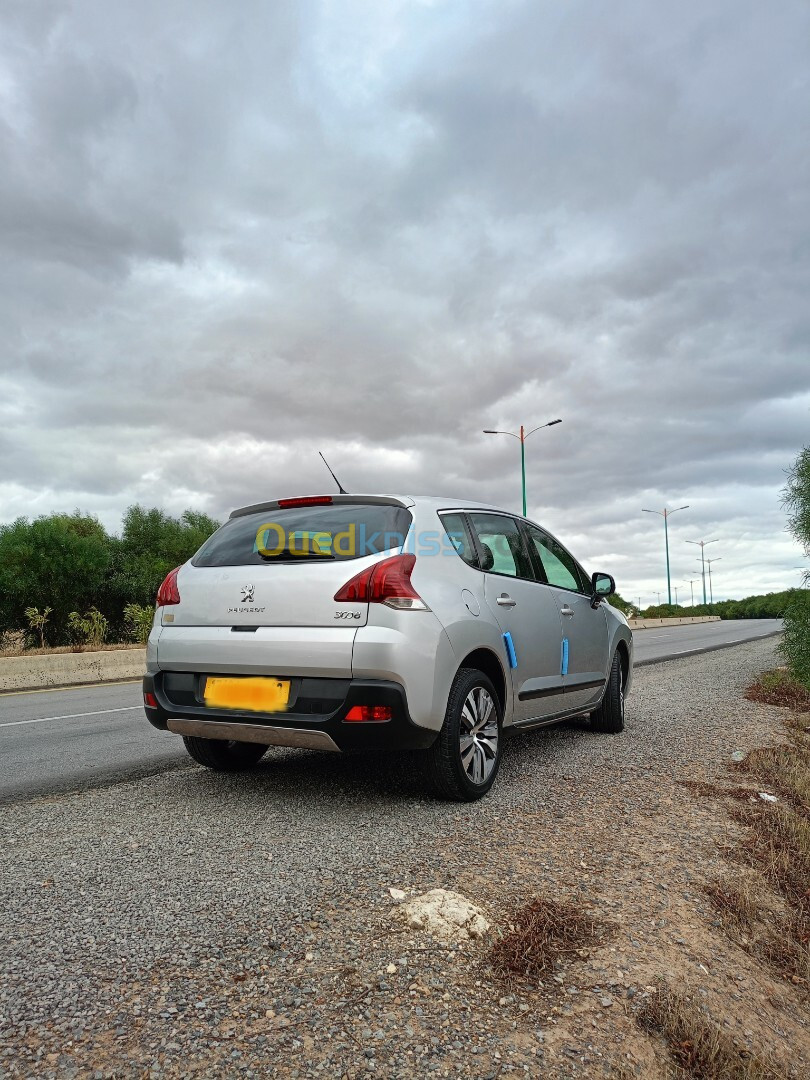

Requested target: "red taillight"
[
  {"left": 344, "top": 705, "right": 393, "bottom": 723},
  {"left": 333, "top": 554, "right": 428, "bottom": 610},
  {"left": 277, "top": 496, "right": 333, "bottom": 508},
  {"left": 156, "top": 566, "right": 181, "bottom": 606},
  {"left": 143, "top": 692, "right": 158, "bottom": 709}
]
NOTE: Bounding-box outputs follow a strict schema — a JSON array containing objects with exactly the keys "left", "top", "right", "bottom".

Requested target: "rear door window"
[
  {"left": 193, "top": 503, "right": 413, "bottom": 566},
  {"left": 439, "top": 513, "right": 479, "bottom": 568},
  {"left": 468, "top": 513, "right": 534, "bottom": 580}
]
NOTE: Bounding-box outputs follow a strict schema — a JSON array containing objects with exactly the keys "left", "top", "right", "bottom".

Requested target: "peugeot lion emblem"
[{"left": 241, "top": 584, "right": 255, "bottom": 603}]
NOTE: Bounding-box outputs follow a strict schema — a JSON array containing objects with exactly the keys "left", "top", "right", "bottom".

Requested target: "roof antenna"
[{"left": 319, "top": 451, "right": 348, "bottom": 494}]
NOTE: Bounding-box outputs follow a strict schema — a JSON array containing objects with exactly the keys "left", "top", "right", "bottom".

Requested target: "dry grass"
[
  {"left": 488, "top": 897, "right": 607, "bottom": 984},
  {"left": 745, "top": 668, "right": 810, "bottom": 712},
  {"left": 739, "top": 745, "right": 810, "bottom": 812},
  {"left": 636, "top": 986, "right": 783, "bottom": 1079},
  {"left": 696, "top": 670, "right": 810, "bottom": 988},
  {"left": 703, "top": 876, "right": 810, "bottom": 987}
]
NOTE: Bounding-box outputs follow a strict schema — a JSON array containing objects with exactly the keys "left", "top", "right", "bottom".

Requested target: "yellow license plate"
[{"left": 204, "top": 677, "right": 290, "bottom": 713}]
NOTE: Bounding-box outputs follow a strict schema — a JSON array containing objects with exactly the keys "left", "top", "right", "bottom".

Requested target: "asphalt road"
[
  {"left": 632, "top": 617, "right": 782, "bottom": 665},
  {"left": 0, "top": 618, "right": 783, "bottom": 804}
]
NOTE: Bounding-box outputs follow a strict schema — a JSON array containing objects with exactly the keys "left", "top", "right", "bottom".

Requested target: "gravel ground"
[{"left": 1, "top": 637, "right": 808, "bottom": 1078}]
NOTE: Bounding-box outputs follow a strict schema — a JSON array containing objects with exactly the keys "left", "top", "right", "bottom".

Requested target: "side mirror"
[{"left": 591, "top": 572, "right": 615, "bottom": 607}]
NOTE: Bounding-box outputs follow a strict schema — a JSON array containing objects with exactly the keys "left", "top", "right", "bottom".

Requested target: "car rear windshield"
[{"left": 192, "top": 503, "right": 414, "bottom": 566}]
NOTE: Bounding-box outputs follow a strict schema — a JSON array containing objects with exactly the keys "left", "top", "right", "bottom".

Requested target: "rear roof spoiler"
[{"left": 229, "top": 494, "right": 414, "bottom": 519}]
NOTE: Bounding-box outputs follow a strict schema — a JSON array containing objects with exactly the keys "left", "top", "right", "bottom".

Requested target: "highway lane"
[
  {"left": 0, "top": 619, "right": 783, "bottom": 803},
  {"left": 632, "top": 617, "right": 782, "bottom": 665},
  {"left": 0, "top": 680, "right": 186, "bottom": 804}
]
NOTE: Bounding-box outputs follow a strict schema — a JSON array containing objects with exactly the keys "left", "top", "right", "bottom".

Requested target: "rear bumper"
[{"left": 143, "top": 672, "right": 437, "bottom": 751}]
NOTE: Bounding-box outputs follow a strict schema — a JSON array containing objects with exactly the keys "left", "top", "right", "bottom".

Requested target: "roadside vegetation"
[
  {"left": 637, "top": 590, "right": 798, "bottom": 621},
  {"left": 0, "top": 506, "right": 219, "bottom": 650},
  {"left": 693, "top": 669, "right": 810, "bottom": 992},
  {"left": 636, "top": 986, "right": 783, "bottom": 1080},
  {"left": 781, "top": 445, "right": 810, "bottom": 691}
]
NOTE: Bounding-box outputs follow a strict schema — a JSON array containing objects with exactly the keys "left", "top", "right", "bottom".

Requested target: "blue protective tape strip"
[
  {"left": 561, "top": 637, "right": 569, "bottom": 676},
  {"left": 503, "top": 631, "right": 518, "bottom": 669}
]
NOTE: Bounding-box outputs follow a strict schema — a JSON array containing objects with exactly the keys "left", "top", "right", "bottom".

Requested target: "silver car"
[{"left": 143, "top": 495, "right": 632, "bottom": 801}]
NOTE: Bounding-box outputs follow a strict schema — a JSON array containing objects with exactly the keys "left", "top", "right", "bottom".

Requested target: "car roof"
[{"left": 229, "top": 494, "right": 513, "bottom": 519}]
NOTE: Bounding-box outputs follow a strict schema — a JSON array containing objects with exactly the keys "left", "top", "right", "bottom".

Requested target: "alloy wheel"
[{"left": 459, "top": 686, "right": 499, "bottom": 785}]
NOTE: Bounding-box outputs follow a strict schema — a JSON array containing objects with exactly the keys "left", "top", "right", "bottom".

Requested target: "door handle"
[
  {"left": 496, "top": 594, "right": 516, "bottom": 607},
  {"left": 560, "top": 606, "right": 575, "bottom": 617}
]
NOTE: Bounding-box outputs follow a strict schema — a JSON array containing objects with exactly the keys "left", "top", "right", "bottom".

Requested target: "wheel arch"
[
  {"left": 456, "top": 647, "right": 508, "bottom": 719},
  {"left": 615, "top": 638, "right": 630, "bottom": 687}
]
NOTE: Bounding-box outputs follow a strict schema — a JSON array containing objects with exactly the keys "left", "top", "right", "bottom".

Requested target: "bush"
[
  {"left": 24, "top": 606, "right": 52, "bottom": 649},
  {"left": 780, "top": 590, "right": 810, "bottom": 691},
  {"left": 67, "top": 607, "right": 109, "bottom": 649},
  {"left": 123, "top": 603, "right": 155, "bottom": 644}
]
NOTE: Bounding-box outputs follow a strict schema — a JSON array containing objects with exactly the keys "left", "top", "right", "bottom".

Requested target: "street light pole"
[
  {"left": 520, "top": 425, "right": 526, "bottom": 517},
  {"left": 705, "top": 557, "right": 722, "bottom": 604},
  {"left": 685, "top": 578, "right": 697, "bottom": 607},
  {"left": 484, "top": 419, "right": 562, "bottom": 516},
  {"left": 685, "top": 538, "right": 719, "bottom": 604},
  {"left": 642, "top": 505, "right": 689, "bottom": 605}
]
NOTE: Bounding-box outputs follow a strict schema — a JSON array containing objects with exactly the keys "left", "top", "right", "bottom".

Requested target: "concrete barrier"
[
  {"left": 628, "top": 616, "right": 722, "bottom": 629},
  {"left": 0, "top": 615, "right": 723, "bottom": 691},
  {"left": 0, "top": 648, "right": 147, "bottom": 693}
]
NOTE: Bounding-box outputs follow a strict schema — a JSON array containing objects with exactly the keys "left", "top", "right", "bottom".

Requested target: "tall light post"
[
  {"left": 685, "top": 578, "right": 697, "bottom": 607},
  {"left": 705, "top": 557, "right": 722, "bottom": 604},
  {"left": 642, "top": 505, "right": 689, "bottom": 605},
  {"left": 483, "top": 419, "right": 562, "bottom": 516},
  {"left": 655, "top": 590, "right": 662, "bottom": 606},
  {"left": 686, "top": 538, "right": 719, "bottom": 604},
  {"left": 673, "top": 584, "right": 680, "bottom": 606}
]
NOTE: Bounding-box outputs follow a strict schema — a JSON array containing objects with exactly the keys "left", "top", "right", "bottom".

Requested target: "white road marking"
[{"left": 0, "top": 706, "right": 141, "bottom": 729}]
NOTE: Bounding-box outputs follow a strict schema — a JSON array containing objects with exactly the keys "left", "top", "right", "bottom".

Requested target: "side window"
[
  {"left": 526, "top": 524, "right": 586, "bottom": 593},
  {"left": 468, "top": 513, "right": 533, "bottom": 580},
  {"left": 439, "top": 513, "right": 478, "bottom": 568}
]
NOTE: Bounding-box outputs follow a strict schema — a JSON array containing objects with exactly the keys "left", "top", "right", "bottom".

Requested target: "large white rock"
[{"left": 395, "top": 889, "right": 489, "bottom": 941}]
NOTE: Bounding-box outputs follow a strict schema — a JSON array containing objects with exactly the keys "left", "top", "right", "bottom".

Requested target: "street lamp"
[
  {"left": 684, "top": 578, "right": 698, "bottom": 607},
  {"left": 686, "top": 538, "right": 719, "bottom": 604},
  {"left": 642, "top": 505, "right": 689, "bottom": 605},
  {"left": 483, "top": 420, "right": 562, "bottom": 516},
  {"left": 705, "top": 557, "right": 722, "bottom": 604},
  {"left": 673, "top": 584, "right": 680, "bottom": 606}
]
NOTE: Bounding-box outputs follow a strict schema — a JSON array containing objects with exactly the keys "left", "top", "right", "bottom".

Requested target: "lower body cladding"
[{"left": 143, "top": 671, "right": 438, "bottom": 752}]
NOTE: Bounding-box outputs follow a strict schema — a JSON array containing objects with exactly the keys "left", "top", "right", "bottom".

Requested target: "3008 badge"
[{"left": 333, "top": 611, "right": 362, "bottom": 620}]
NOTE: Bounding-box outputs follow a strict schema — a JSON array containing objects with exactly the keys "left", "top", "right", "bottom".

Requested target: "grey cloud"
[{"left": 1, "top": 0, "right": 809, "bottom": 601}]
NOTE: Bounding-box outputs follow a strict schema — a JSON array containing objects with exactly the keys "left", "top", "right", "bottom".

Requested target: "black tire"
[
  {"left": 589, "top": 650, "right": 625, "bottom": 733},
  {"left": 182, "top": 736, "right": 268, "bottom": 772},
  {"left": 425, "top": 668, "right": 503, "bottom": 801}
]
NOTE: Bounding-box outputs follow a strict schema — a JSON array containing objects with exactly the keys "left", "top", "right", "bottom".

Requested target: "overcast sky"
[{"left": 1, "top": 0, "right": 809, "bottom": 603}]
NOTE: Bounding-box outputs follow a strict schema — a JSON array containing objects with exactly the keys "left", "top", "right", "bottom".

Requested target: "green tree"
[
  {"left": 783, "top": 447, "right": 810, "bottom": 554},
  {"left": 0, "top": 513, "right": 112, "bottom": 644},
  {"left": 108, "top": 506, "right": 220, "bottom": 609}
]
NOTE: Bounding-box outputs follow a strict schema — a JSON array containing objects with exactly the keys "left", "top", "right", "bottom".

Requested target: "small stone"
[
  {"left": 389, "top": 888, "right": 407, "bottom": 901},
  {"left": 600, "top": 996, "right": 613, "bottom": 1008},
  {"left": 386, "top": 964, "right": 397, "bottom": 974}
]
